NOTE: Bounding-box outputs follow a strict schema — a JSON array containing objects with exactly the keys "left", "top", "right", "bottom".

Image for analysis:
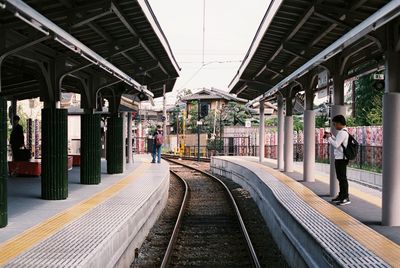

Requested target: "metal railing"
[{"left": 168, "top": 142, "right": 383, "bottom": 173}]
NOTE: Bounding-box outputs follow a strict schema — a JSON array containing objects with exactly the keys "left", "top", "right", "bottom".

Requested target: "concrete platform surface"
[
  {"left": 211, "top": 156, "right": 400, "bottom": 267},
  {"left": 256, "top": 157, "right": 400, "bottom": 245},
  {"left": 0, "top": 155, "right": 169, "bottom": 267}
]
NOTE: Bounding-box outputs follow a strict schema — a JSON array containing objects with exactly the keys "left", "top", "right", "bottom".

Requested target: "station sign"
[
  {"left": 373, "top": 73, "right": 384, "bottom": 80},
  {"left": 317, "top": 70, "right": 328, "bottom": 89},
  {"left": 317, "top": 88, "right": 328, "bottom": 99}
]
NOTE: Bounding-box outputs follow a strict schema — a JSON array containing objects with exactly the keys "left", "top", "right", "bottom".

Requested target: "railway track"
[
  {"left": 161, "top": 157, "right": 261, "bottom": 268},
  {"left": 162, "top": 154, "right": 211, "bottom": 162}
]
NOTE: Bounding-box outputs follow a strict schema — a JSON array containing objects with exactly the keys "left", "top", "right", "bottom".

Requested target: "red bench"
[
  {"left": 9, "top": 156, "right": 74, "bottom": 176},
  {"left": 69, "top": 154, "right": 81, "bottom": 166}
]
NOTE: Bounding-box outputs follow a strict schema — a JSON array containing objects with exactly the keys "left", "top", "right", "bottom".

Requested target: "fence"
[
  {"left": 312, "top": 143, "right": 382, "bottom": 173},
  {"left": 171, "top": 142, "right": 383, "bottom": 173}
]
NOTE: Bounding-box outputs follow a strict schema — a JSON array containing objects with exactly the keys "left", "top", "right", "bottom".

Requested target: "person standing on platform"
[
  {"left": 152, "top": 125, "right": 164, "bottom": 163},
  {"left": 324, "top": 115, "right": 351, "bottom": 205},
  {"left": 10, "top": 115, "right": 24, "bottom": 161}
]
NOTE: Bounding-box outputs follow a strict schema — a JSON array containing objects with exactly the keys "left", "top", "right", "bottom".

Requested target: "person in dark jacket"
[
  {"left": 151, "top": 125, "right": 163, "bottom": 163},
  {"left": 10, "top": 115, "right": 25, "bottom": 160}
]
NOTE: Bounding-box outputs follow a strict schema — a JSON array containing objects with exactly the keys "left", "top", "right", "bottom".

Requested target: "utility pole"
[
  {"left": 162, "top": 84, "right": 167, "bottom": 143},
  {"left": 176, "top": 109, "right": 179, "bottom": 155},
  {"left": 197, "top": 99, "right": 201, "bottom": 161},
  {"left": 219, "top": 110, "right": 223, "bottom": 153}
]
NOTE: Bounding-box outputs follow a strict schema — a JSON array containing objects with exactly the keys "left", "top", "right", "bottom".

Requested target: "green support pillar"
[
  {"left": 81, "top": 113, "right": 101, "bottom": 184},
  {"left": 106, "top": 115, "right": 123, "bottom": 174},
  {"left": 41, "top": 108, "right": 68, "bottom": 200},
  {"left": 0, "top": 97, "right": 8, "bottom": 227}
]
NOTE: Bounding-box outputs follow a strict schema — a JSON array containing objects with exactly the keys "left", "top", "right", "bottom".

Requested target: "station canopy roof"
[
  {"left": 1, "top": 0, "right": 180, "bottom": 100},
  {"left": 229, "top": 0, "right": 395, "bottom": 101}
]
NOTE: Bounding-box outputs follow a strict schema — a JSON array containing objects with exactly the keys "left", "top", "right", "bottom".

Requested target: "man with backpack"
[
  {"left": 324, "top": 115, "right": 358, "bottom": 206},
  {"left": 152, "top": 125, "right": 164, "bottom": 163}
]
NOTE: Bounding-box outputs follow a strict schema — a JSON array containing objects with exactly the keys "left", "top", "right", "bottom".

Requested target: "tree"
[
  {"left": 222, "top": 102, "right": 252, "bottom": 126},
  {"left": 354, "top": 74, "right": 383, "bottom": 126},
  {"left": 169, "top": 106, "right": 184, "bottom": 134},
  {"left": 187, "top": 101, "right": 199, "bottom": 133},
  {"left": 315, "top": 114, "right": 328, "bottom": 128},
  {"left": 293, "top": 116, "right": 303, "bottom": 132},
  {"left": 176, "top": 88, "right": 193, "bottom": 103}
]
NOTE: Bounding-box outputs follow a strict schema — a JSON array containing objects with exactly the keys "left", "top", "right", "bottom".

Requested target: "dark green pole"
[
  {"left": 41, "top": 108, "right": 68, "bottom": 200},
  {"left": 106, "top": 114, "right": 123, "bottom": 174},
  {"left": 0, "top": 97, "right": 7, "bottom": 227},
  {"left": 81, "top": 112, "right": 101, "bottom": 184}
]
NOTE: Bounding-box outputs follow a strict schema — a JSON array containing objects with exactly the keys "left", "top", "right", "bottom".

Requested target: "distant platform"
[
  {"left": 211, "top": 156, "right": 400, "bottom": 267},
  {"left": 0, "top": 155, "right": 169, "bottom": 267}
]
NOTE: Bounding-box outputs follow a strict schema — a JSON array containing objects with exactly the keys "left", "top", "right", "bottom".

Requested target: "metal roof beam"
[
  {"left": 71, "top": 9, "right": 112, "bottom": 29},
  {"left": 1, "top": 0, "right": 154, "bottom": 97},
  {"left": 285, "top": 5, "right": 315, "bottom": 42},
  {"left": 252, "top": 5, "right": 314, "bottom": 80},
  {"left": 110, "top": 2, "right": 138, "bottom": 37},
  {"left": 240, "top": 79, "right": 272, "bottom": 87},
  {"left": 57, "top": 0, "right": 72, "bottom": 8},
  {"left": 111, "top": 1, "right": 169, "bottom": 74},
  {"left": 3, "top": 1, "right": 112, "bottom": 28},
  {"left": 88, "top": 22, "right": 112, "bottom": 42},
  {"left": 247, "top": 0, "right": 400, "bottom": 106}
]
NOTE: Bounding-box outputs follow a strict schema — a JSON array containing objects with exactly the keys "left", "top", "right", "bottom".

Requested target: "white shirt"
[{"left": 328, "top": 128, "right": 349, "bottom": 159}]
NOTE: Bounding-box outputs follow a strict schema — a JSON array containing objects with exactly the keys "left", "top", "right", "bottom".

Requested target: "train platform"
[
  {"left": 211, "top": 156, "right": 400, "bottom": 267},
  {"left": 0, "top": 155, "right": 169, "bottom": 267}
]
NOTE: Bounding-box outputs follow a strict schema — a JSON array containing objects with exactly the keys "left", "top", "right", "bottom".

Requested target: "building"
[{"left": 181, "top": 87, "right": 248, "bottom": 117}]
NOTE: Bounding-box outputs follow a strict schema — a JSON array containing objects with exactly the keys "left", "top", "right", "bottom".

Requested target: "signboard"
[
  {"left": 317, "top": 88, "right": 328, "bottom": 99},
  {"left": 197, "top": 121, "right": 203, "bottom": 126},
  {"left": 317, "top": 70, "right": 328, "bottom": 89},
  {"left": 245, "top": 119, "right": 251, "bottom": 128},
  {"left": 373, "top": 73, "right": 384, "bottom": 80}
]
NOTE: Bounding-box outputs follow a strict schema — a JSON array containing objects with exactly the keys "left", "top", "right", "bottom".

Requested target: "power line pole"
[{"left": 197, "top": 99, "right": 201, "bottom": 162}]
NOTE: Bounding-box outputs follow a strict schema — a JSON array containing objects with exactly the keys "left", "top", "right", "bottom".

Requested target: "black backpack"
[{"left": 341, "top": 130, "right": 359, "bottom": 160}]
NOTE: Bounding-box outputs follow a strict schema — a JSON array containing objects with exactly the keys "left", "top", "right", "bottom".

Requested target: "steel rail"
[
  {"left": 0, "top": 0, "right": 154, "bottom": 98},
  {"left": 163, "top": 157, "right": 261, "bottom": 268},
  {"left": 160, "top": 169, "right": 190, "bottom": 268}
]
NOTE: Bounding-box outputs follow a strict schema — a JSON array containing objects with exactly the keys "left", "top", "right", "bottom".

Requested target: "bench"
[
  {"left": 69, "top": 154, "right": 81, "bottom": 166},
  {"left": 9, "top": 156, "right": 74, "bottom": 176}
]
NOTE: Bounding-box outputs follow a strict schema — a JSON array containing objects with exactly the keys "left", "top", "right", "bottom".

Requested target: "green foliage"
[
  {"left": 176, "top": 88, "right": 193, "bottom": 103},
  {"left": 221, "top": 102, "right": 251, "bottom": 126},
  {"left": 293, "top": 116, "right": 303, "bottom": 132},
  {"left": 187, "top": 101, "right": 252, "bottom": 135},
  {"left": 202, "top": 110, "right": 218, "bottom": 136},
  {"left": 17, "top": 104, "right": 28, "bottom": 130},
  {"left": 187, "top": 101, "right": 199, "bottom": 133},
  {"left": 345, "top": 117, "right": 357, "bottom": 127},
  {"left": 169, "top": 106, "right": 184, "bottom": 134},
  {"left": 354, "top": 74, "right": 383, "bottom": 126},
  {"left": 207, "top": 138, "right": 223, "bottom": 150},
  {"left": 147, "top": 125, "right": 157, "bottom": 136},
  {"left": 265, "top": 117, "right": 278, "bottom": 127},
  {"left": 315, "top": 114, "right": 329, "bottom": 128}
]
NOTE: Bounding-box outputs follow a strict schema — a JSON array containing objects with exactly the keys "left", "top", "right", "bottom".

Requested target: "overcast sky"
[{"left": 147, "top": 0, "right": 271, "bottom": 104}]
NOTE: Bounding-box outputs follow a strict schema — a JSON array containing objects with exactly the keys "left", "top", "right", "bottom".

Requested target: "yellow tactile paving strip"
[
  {"left": 262, "top": 158, "right": 383, "bottom": 208},
  {"left": 0, "top": 163, "right": 149, "bottom": 265},
  {"left": 253, "top": 161, "right": 400, "bottom": 267},
  {"left": 292, "top": 165, "right": 383, "bottom": 208}
]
